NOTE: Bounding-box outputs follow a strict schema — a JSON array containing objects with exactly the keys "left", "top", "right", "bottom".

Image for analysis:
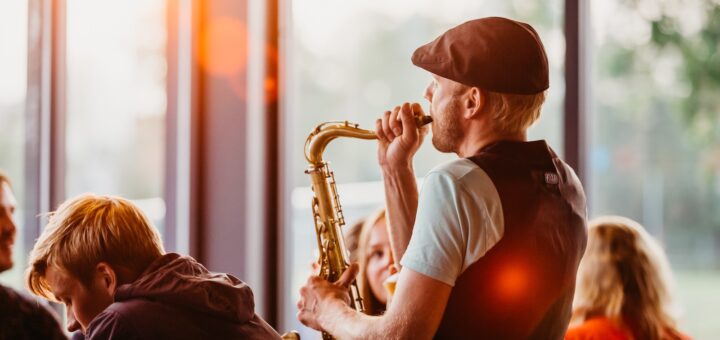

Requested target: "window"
[
  {"left": 284, "top": 1, "right": 564, "bottom": 335},
  {"left": 0, "top": 0, "right": 28, "bottom": 290},
  {"left": 588, "top": 0, "right": 720, "bottom": 337},
  {"left": 65, "top": 0, "right": 167, "bottom": 237}
]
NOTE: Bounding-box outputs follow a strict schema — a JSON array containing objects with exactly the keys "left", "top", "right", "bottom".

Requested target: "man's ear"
[
  {"left": 463, "top": 87, "right": 484, "bottom": 119},
  {"left": 95, "top": 262, "right": 118, "bottom": 295}
]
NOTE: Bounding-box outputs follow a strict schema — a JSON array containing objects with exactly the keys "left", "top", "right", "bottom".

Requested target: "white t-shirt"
[{"left": 400, "top": 158, "right": 505, "bottom": 287}]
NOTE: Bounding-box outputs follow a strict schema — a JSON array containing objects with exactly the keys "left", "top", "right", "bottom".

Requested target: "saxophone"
[{"left": 304, "top": 114, "right": 432, "bottom": 340}]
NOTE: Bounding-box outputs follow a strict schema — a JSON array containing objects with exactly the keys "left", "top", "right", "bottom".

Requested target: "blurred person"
[
  {"left": 355, "top": 208, "right": 393, "bottom": 316},
  {"left": 297, "top": 17, "right": 587, "bottom": 339},
  {"left": 0, "top": 170, "right": 66, "bottom": 340},
  {"left": 26, "top": 193, "right": 280, "bottom": 340},
  {"left": 566, "top": 216, "right": 690, "bottom": 340},
  {"left": 343, "top": 217, "right": 365, "bottom": 264},
  {"left": 314, "top": 208, "right": 393, "bottom": 316},
  {"left": 310, "top": 218, "right": 363, "bottom": 274}
]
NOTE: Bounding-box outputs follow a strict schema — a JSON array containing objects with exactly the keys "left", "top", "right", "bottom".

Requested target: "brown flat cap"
[{"left": 412, "top": 17, "right": 549, "bottom": 94}]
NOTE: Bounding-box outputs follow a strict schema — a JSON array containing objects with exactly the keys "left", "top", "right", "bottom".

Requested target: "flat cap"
[{"left": 412, "top": 17, "right": 549, "bottom": 94}]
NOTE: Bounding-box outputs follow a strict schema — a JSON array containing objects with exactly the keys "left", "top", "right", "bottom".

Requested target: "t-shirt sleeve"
[
  {"left": 400, "top": 163, "right": 504, "bottom": 287},
  {"left": 400, "top": 171, "right": 467, "bottom": 286}
]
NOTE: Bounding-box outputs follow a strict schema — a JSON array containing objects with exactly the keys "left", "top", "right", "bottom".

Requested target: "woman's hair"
[
  {"left": 355, "top": 208, "right": 387, "bottom": 316},
  {"left": 343, "top": 218, "right": 365, "bottom": 264},
  {"left": 26, "top": 193, "right": 165, "bottom": 301},
  {"left": 573, "top": 216, "right": 682, "bottom": 339}
]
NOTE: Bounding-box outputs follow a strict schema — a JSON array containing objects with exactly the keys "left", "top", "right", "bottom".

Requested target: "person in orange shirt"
[{"left": 566, "top": 216, "right": 690, "bottom": 340}]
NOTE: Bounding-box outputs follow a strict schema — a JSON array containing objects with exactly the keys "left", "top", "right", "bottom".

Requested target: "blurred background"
[{"left": 0, "top": 0, "right": 718, "bottom": 338}]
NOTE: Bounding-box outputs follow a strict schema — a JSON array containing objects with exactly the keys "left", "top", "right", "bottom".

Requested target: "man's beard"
[
  {"left": 431, "top": 103, "right": 464, "bottom": 154},
  {"left": 0, "top": 241, "right": 12, "bottom": 272}
]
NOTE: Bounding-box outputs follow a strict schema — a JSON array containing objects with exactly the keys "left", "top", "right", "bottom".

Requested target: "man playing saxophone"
[{"left": 297, "top": 16, "right": 588, "bottom": 339}]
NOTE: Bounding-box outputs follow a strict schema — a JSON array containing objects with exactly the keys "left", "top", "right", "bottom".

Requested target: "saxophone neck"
[
  {"left": 304, "top": 121, "right": 377, "bottom": 164},
  {"left": 303, "top": 115, "right": 432, "bottom": 164}
]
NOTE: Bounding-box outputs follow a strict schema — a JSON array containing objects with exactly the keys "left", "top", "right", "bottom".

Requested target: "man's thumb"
[{"left": 335, "top": 263, "right": 359, "bottom": 288}]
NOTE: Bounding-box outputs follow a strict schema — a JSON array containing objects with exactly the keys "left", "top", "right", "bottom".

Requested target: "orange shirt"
[
  {"left": 566, "top": 317, "right": 692, "bottom": 340},
  {"left": 566, "top": 317, "right": 633, "bottom": 340}
]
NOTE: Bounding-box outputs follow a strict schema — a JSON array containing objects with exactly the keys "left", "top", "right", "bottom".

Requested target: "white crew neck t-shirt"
[{"left": 400, "top": 158, "right": 505, "bottom": 287}]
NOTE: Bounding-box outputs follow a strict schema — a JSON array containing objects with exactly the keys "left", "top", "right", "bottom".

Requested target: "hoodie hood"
[{"left": 114, "top": 253, "right": 255, "bottom": 324}]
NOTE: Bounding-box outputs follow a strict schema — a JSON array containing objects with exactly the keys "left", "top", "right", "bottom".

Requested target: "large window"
[
  {"left": 284, "top": 1, "right": 565, "bottom": 336},
  {"left": 0, "top": 0, "right": 28, "bottom": 290},
  {"left": 65, "top": 0, "right": 167, "bottom": 236},
  {"left": 588, "top": 0, "right": 720, "bottom": 337}
]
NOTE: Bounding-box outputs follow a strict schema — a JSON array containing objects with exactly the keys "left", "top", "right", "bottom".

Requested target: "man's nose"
[
  {"left": 0, "top": 215, "right": 16, "bottom": 237},
  {"left": 7, "top": 216, "right": 16, "bottom": 235},
  {"left": 66, "top": 308, "right": 80, "bottom": 332}
]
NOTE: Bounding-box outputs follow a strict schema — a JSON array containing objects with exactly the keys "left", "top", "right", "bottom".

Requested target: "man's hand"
[
  {"left": 376, "top": 102, "right": 429, "bottom": 170},
  {"left": 297, "top": 263, "right": 360, "bottom": 331}
]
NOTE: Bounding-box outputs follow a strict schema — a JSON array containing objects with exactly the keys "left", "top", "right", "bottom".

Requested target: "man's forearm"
[
  {"left": 320, "top": 300, "right": 398, "bottom": 340},
  {"left": 382, "top": 164, "right": 419, "bottom": 267}
]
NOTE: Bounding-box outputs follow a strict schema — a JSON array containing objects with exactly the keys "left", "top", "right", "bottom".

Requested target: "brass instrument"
[{"left": 304, "top": 114, "right": 432, "bottom": 340}]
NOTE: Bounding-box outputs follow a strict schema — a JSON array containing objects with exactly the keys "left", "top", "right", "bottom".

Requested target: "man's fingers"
[
  {"left": 382, "top": 110, "right": 395, "bottom": 140},
  {"left": 390, "top": 104, "right": 404, "bottom": 136},
  {"left": 376, "top": 117, "right": 389, "bottom": 143},
  {"left": 387, "top": 106, "right": 401, "bottom": 139},
  {"left": 399, "top": 102, "right": 419, "bottom": 140},
  {"left": 334, "top": 263, "right": 359, "bottom": 288},
  {"left": 412, "top": 102, "right": 430, "bottom": 137},
  {"left": 297, "top": 310, "right": 311, "bottom": 327},
  {"left": 410, "top": 102, "right": 425, "bottom": 117}
]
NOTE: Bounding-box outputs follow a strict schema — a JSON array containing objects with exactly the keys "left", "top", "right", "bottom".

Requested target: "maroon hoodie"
[{"left": 85, "top": 253, "right": 281, "bottom": 340}]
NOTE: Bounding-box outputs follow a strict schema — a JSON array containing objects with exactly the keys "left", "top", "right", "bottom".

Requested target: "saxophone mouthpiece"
[{"left": 416, "top": 115, "right": 433, "bottom": 127}]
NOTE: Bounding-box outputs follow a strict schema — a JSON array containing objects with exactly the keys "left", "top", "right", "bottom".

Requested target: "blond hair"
[
  {"left": 483, "top": 90, "right": 546, "bottom": 134},
  {"left": 26, "top": 193, "right": 164, "bottom": 300},
  {"left": 573, "top": 216, "right": 682, "bottom": 340},
  {"left": 344, "top": 218, "right": 365, "bottom": 264},
  {"left": 356, "top": 208, "right": 387, "bottom": 316}
]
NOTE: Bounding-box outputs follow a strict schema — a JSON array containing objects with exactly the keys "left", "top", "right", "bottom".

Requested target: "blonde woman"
[
  {"left": 566, "top": 216, "right": 690, "bottom": 340},
  {"left": 355, "top": 208, "right": 393, "bottom": 315},
  {"left": 315, "top": 208, "right": 393, "bottom": 315}
]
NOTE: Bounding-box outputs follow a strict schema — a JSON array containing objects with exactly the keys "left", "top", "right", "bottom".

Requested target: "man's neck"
[{"left": 456, "top": 129, "right": 527, "bottom": 158}]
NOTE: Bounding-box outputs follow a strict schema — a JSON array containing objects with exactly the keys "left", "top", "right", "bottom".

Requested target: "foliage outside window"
[{"left": 589, "top": 0, "right": 720, "bottom": 337}]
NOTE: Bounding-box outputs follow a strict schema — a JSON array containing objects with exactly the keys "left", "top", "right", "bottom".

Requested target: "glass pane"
[
  {"left": 0, "top": 0, "right": 28, "bottom": 290},
  {"left": 285, "top": 0, "right": 564, "bottom": 336},
  {"left": 65, "top": 1, "right": 167, "bottom": 238},
  {"left": 589, "top": 0, "right": 720, "bottom": 337}
]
